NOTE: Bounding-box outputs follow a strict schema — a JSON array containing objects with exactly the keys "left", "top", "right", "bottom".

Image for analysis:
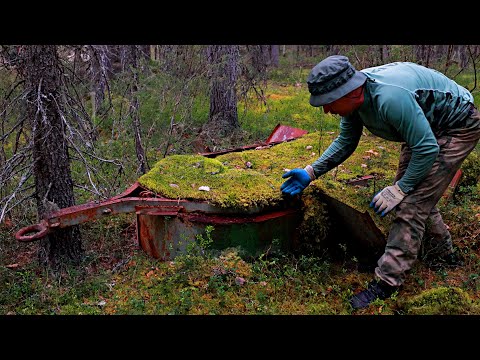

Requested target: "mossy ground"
[{"left": 398, "top": 286, "right": 480, "bottom": 315}]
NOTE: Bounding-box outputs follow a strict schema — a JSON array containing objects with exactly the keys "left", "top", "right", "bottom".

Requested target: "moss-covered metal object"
[
  {"left": 138, "top": 132, "right": 397, "bottom": 213},
  {"left": 138, "top": 130, "right": 401, "bottom": 259}
]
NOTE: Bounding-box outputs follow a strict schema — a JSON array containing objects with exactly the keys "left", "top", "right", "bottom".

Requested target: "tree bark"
[
  {"left": 270, "top": 45, "right": 279, "bottom": 67},
  {"left": 459, "top": 45, "right": 468, "bottom": 68},
  {"left": 90, "top": 45, "right": 112, "bottom": 117},
  {"left": 23, "top": 45, "right": 83, "bottom": 269},
  {"left": 204, "top": 45, "right": 240, "bottom": 138},
  {"left": 126, "top": 45, "right": 148, "bottom": 174},
  {"left": 379, "top": 45, "right": 390, "bottom": 63}
]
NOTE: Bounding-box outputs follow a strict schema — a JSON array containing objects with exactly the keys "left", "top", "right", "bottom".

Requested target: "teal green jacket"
[{"left": 311, "top": 61, "right": 474, "bottom": 193}]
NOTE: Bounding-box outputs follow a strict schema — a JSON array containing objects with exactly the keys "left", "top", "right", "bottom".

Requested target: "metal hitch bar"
[{"left": 14, "top": 181, "right": 297, "bottom": 242}]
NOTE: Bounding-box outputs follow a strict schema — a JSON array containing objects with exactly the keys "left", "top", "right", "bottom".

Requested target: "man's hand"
[
  {"left": 280, "top": 166, "right": 315, "bottom": 196},
  {"left": 370, "top": 182, "right": 407, "bottom": 217}
]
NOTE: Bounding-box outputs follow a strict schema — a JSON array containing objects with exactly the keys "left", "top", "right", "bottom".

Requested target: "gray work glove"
[{"left": 370, "top": 182, "right": 406, "bottom": 217}]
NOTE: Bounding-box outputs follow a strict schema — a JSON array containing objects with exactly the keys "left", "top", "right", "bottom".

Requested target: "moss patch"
[
  {"left": 138, "top": 154, "right": 282, "bottom": 210},
  {"left": 400, "top": 286, "right": 480, "bottom": 315}
]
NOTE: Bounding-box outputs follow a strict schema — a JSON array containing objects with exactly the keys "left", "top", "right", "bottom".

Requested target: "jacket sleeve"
[
  {"left": 378, "top": 88, "right": 439, "bottom": 193},
  {"left": 311, "top": 113, "right": 363, "bottom": 177}
]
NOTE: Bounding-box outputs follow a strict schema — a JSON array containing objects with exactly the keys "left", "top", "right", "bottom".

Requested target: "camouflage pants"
[{"left": 376, "top": 106, "right": 480, "bottom": 287}]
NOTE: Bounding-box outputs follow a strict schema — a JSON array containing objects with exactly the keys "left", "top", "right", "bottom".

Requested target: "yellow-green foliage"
[
  {"left": 138, "top": 130, "right": 400, "bottom": 234},
  {"left": 401, "top": 286, "right": 480, "bottom": 315}
]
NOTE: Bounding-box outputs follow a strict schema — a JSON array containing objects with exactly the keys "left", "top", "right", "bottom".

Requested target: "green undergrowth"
[
  {"left": 99, "top": 248, "right": 351, "bottom": 315},
  {"left": 238, "top": 82, "right": 322, "bottom": 139},
  {"left": 5, "top": 237, "right": 480, "bottom": 315}
]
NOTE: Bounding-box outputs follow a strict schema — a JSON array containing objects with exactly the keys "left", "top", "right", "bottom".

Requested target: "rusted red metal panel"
[
  {"left": 136, "top": 206, "right": 303, "bottom": 260},
  {"left": 265, "top": 123, "right": 308, "bottom": 144},
  {"left": 199, "top": 123, "right": 308, "bottom": 158},
  {"left": 181, "top": 208, "right": 298, "bottom": 225},
  {"left": 443, "top": 169, "right": 463, "bottom": 201}
]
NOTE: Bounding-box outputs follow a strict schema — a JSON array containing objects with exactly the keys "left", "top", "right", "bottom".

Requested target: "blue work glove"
[
  {"left": 370, "top": 182, "right": 407, "bottom": 217},
  {"left": 281, "top": 165, "right": 315, "bottom": 196}
]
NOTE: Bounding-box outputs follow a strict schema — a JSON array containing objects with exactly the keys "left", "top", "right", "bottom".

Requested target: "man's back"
[{"left": 361, "top": 62, "right": 474, "bottom": 130}]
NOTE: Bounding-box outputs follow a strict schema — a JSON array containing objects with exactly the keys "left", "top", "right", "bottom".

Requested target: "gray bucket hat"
[{"left": 307, "top": 55, "right": 367, "bottom": 107}]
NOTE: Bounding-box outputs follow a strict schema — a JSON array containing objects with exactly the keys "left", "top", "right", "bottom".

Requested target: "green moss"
[
  {"left": 138, "top": 154, "right": 283, "bottom": 210},
  {"left": 401, "top": 286, "right": 480, "bottom": 315}
]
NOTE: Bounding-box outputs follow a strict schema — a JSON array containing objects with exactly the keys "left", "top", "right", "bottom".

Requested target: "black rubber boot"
[{"left": 349, "top": 279, "right": 399, "bottom": 310}]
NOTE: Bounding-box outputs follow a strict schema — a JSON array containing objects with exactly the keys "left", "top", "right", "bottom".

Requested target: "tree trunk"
[
  {"left": 90, "top": 45, "right": 112, "bottom": 117},
  {"left": 414, "top": 45, "right": 424, "bottom": 64},
  {"left": 270, "top": 45, "right": 279, "bottom": 67},
  {"left": 378, "top": 45, "right": 390, "bottom": 63},
  {"left": 0, "top": 97, "right": 6, "bottom": 170},
  {"left": 459, "top": 45, "right": 468, "bottom": 68},
  {"left": 150, "top": 45, "right": 158, "bottom": 61},
  {"left": 204, "top": 45, "right": 240, "bottom": 138},
  {"left": 0, "top": 96, "right": 6, "bottom": 209},
  {"left": 126, "top": 45, "right": 148, "bottom": 174},
  {"left": 23, "top": 45, "right": 83, "bottom": 269}
]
